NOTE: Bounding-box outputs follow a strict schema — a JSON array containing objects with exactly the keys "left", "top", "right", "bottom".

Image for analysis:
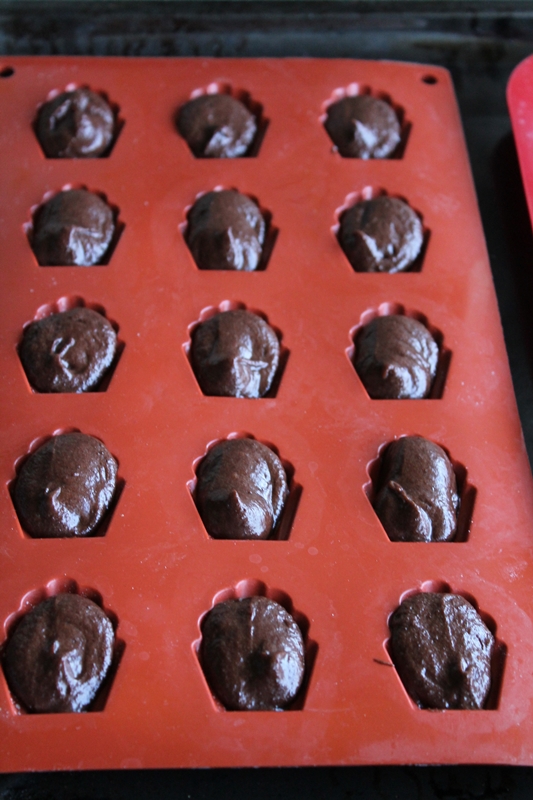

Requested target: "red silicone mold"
[
  {"left": 508, "top": 56, "right": 533, "bottom": 231},
  {"left": 0, "top": 57, "right": 533, "bottom": 771}
]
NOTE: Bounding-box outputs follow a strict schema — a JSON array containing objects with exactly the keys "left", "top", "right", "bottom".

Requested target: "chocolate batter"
[
  {"left": 339, "top": 196, "right": 423, "bottom": 273},
  {"left": 14, "top": 432, "right": 118, "bottom": 538},
  {"left": 31, "top": 189, "right": 115, "bottom": 267},
  {"left": 389, "top": 593, "right": 494, "bottom": 709},
  {"left": 3, "top": 594, "right": 114, "bottom": 713},
  {"left": 373, "top": 436, "right": 459, "bottom": 542},
  {"left": 355, "top": 315, "right": 439, "bottom": 399},
  {"left": 177, "top": 94, "right": 257, "bottom": 158},
  {"left": 187, "top": 190, "right": 266, "bottom": 271},
  {"left": 36, "top": 88, "right": 115, "bottom": 159},
  {"left": 20, "top": 307, "right": 117, "bottom": 393},
  {"left": 324, "top": 95, "right": 401, "bottom": 159},
  {"left": 200, "top": 596, "right": 305, "bottom": 710},
  {"left": 190, "top": 309, "right": 280, "bottom": 398},
  {"left": 196, "top": 439, "right": 288, "bottom": 539}
]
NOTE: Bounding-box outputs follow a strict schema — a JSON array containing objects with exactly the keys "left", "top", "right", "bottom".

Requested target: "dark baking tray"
[{"left": 2, "top": 2, "right": 533, "bottom": 798}]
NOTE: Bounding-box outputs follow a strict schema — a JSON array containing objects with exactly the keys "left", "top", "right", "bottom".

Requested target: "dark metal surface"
[{"left": 1, "top": 3, "right": 533, "bottom": 796}]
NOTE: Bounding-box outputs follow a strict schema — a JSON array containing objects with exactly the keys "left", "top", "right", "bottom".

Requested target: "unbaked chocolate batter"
[
  {"left": 355, "top": 315, "right": 439, "bottom": 399},
  {"left": 36, "top": 88, "right": 115, "bottom": 158},
  {"left": 31, "top": 189, "right": 115, "bottom": 266},
  {"left": 200, "top": 596, "right": 305, "bottom": 710},
  {"left": 196, "top": 439, "right": 288, "bottom": 539},
  {"left": 190, "top": 309, "right": 280, "bottom": 398},
  {"left": 177, "top": 94, "right": 257, "bottom": 158},
  {"left": 373, "top": 436, "right": 459, "bottom": 542},
  {"left": 187, "top": 190, "right": 266, "bottom": 271},
  {"left": 3, "top": 594, "right": 114, "bottom": 713},
  {"left": 324, "top": 95, "right": 401, "bottom": 159},
  {"left": 19, "top": 307, "right": 117, "bottom": 393},
  {"left": 14, "top": 432, "right": 117, "bottom": 538},
  {"left": 389, "top": 592, "right": 494, "bottom": 709},
  {"left": 339, "top": 196, "right": 423, "bottom": 273}
]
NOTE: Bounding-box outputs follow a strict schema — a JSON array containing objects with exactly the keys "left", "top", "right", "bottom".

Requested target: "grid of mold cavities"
[{"left": 1, "top": 57, "right": 533, "bottom": 771}]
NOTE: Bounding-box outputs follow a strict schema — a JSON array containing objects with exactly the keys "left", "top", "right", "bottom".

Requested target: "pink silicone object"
[
  {"left": 0, "top": 57, "right": 533, "bottom": 771},
  {"left": 508, "top": 55, "right": 533, "bottom": 230}
]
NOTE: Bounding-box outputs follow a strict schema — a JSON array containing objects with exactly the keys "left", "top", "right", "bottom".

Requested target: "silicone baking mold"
[
  {"left": 508, "top": 56, "right": 533, "bottom": 234},
  {"left": 1, "top": 57, "right": 533, "bottom": 771}
]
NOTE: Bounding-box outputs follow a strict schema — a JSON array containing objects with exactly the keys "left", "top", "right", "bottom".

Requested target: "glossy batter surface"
[
  {"left": 187, "top": 190, "right": 265, "bottom": 271},
  {"left": 196, "top": 439, "right": 288, "bottom": 539},
  {"left": 389, "top": 593, "right": 494, "bottom": 709},
  {"left": 355, "top": 315, "right": 438, "bottom": 399},
  {"left": 31, "top": 189, "right": 115, "bottom": 266},
  {"left": 3, "top": 594, "right": 114, "bottom": 713},
  {"left": 191, "top": 309, "right": 280, "bottom": 398},
  {"left": 20, "top": 307, "right": 117, "bottom": 393},
  {"left": 36, "top": 88, "right": 115, "bottom": 158},
  {"left": 324, "top": 95, "right": 401, "bottom": 158},
  {"left": 339, "top": 196, "right": 423, "bottom": 273},
  {"left": 14, "top": 432, "right": 118, "bottom": 538},
  {"left": 374, "top": 436, "right": 459, "bottom": 542},
  {"left": 177, "top": 94, "right": 257, "bottom": 158},
  {"left": 200, "top": 596, "right": 305, "bottom": 710}
]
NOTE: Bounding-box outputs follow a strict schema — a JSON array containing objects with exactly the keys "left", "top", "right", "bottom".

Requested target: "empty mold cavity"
[
  {"left": 188, "top": 432, "right": 302, "bottom": 540},
  {"left": 320, "top": 83, "right": 410, "bottom": 159},
  {"left": 17, "top": 295, "right": 125, "bottom": 394},
  {"left": 0, "top": 577, "right": 124, "bottom": 715},
  {"left": 33, "top": 83, "right": 123, "bottom": 159},
  {"left": 175, "top": 82, "right": 268, "bottom": 158},
  {"left": 193, "top": 579, "right": 317, "bottom": 711},
  {"left": 346, "top": 302, "right": 452, "bottom": 400},
  {"left": 183, "top": 300, "right": 289, "bottom": 399},
  {"left": 25, "top": 184, "right": 125, "bottom": 267},
  {"left": 333, "top": 187, "right": 430, "bottom": 274},
  {"left": 8, "top": 427, "right": 125, "bottom": 540},
  {"left": 364, "top": 436, "right": 476, "bottom": 542},
  {"left": 384, "top": 581, "right": 506, "bottom": 711},
  {"left": 180, "top": 185, "right": 278, "bottom": 272}
]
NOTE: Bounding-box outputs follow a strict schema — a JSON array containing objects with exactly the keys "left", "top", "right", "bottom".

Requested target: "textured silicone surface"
[{"left": 0, "top": 57, "right": 533, "bottom": 770}]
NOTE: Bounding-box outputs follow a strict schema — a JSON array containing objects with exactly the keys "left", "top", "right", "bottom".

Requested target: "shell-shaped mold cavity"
[
  {"left": 34, "top": 84, "right": 123, "bottom": 159},
  {"left": 184, "top": 300, "right": 289, "bottom": 399},
  {"left": 180, "top": 186, "right": 278, "bottom": 272},
  {"left": 364, "top": 435, "right": 476, "bottom": 542},
  {"left": 188, "top": 432, "right": 301, "bottom": 540},
  {"left": 193, "top": 579, "right": 317, "bottom": 711},
  {"left": 18, "top": 295, "right": 124, "bottom": 394},
  {"left": 346, "top": 302, "right": 451, "bottom": 400},
  {"left": 8, "top": 427, "right": 125, "bottom": 539},
  {"left": 25, "top": 184, "right": 124, "bottom": 267},
  {"left": 385, "top": 582, "right": 506, "bottom": 711},
  {"left": 333, "top": 187, "right": 429, "bottom": 274},
  {"left": 321, "top": 84, "right": 410, "bottom": 159},
  {"left": 176, "top": 82, "right": 267, "bottom": 158},
  {"left": 0, "top": 578, "right": 124, "bottom": 714}
]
